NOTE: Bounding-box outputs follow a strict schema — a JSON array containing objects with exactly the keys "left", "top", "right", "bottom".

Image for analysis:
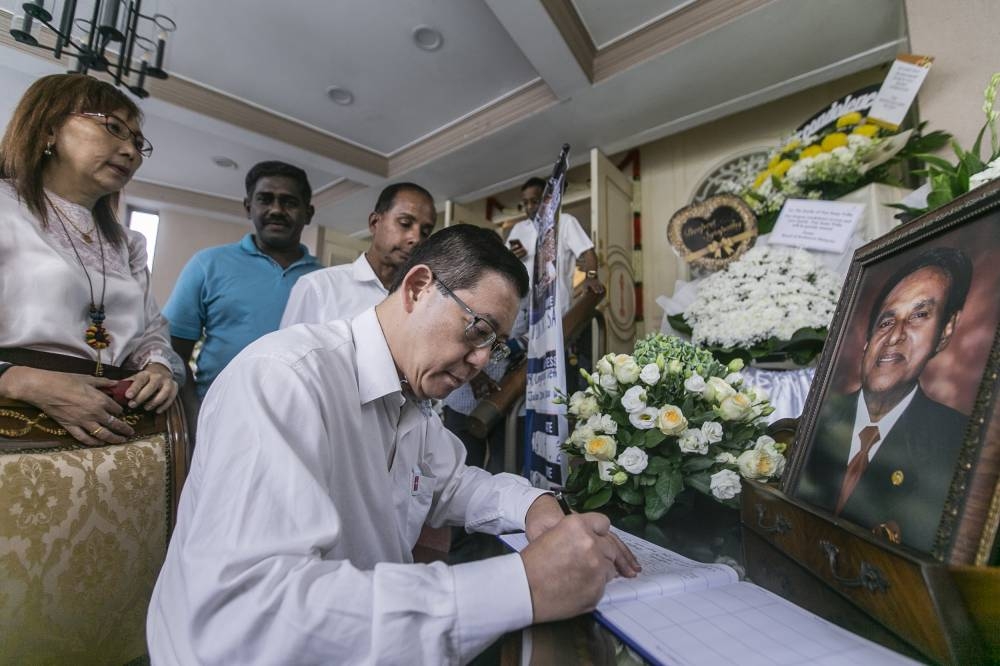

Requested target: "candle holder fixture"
[{"left": 9, "top": 1, "right": 175, "bottom": 98}]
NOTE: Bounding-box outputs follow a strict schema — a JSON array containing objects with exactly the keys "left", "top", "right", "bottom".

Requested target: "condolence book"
[{"left": 500, "top": 528, "right": 915, "bottom": 665}]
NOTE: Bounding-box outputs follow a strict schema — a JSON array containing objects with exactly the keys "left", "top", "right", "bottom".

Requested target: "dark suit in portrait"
[{"left": 797, "top": 389, "right": 968, "bottom": 553}]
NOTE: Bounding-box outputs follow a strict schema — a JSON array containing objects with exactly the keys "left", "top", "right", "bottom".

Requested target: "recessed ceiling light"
[
  {"left": 211, "top": 156, "right": 239, "bottom": 169},
  {"left": 412, "top": 25, "right": 443, "bottom": 51},
  {"left": 326, "top": 86, "right": 354, "bottom": 105}
]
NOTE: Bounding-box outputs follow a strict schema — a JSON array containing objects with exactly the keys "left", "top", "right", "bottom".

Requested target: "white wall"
[{"left": 906, "top": 0, "right": 1000, "bottom": 153}]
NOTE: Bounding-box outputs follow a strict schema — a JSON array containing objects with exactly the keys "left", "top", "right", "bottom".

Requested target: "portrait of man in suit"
[{"left": 796, "top": 247, "right": 973, "bottom": 553}]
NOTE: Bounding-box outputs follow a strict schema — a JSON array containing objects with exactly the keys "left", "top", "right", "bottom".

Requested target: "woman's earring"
[{"left": 43, "top": 141, "right": 53, "bottom": 157}]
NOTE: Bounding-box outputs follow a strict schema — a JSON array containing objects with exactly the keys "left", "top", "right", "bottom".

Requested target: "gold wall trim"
[
  {"left": 312, "top": 179, "right": 369, "bottom": 208},
  {"left": 539, "top": 0, "right": 596, "bottom": 82},
  {"left": 125, "top": 180, "right": 245, "bottom": 218},
  {"left": 144, "top": 75, "right": 387, "bottom": 176},
  {"left": 593, "top": 0, "right": 775, "bottom": 82},
  {"left": 387, "top": 80, "right": 558, "bottom": 177}
]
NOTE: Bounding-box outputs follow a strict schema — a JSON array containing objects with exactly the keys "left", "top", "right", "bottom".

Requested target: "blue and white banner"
[{"left": 524, "top": 145, "right": 570, "bottom": 490}]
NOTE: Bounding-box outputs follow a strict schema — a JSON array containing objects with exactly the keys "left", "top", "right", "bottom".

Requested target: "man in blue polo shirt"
[{"left": 163, "top": 161, "right": 320, "bottom": 403}]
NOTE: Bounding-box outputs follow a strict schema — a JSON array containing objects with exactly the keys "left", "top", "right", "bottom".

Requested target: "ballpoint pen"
[{"left": 554, "top": 491, "right": 573, "bottom": 515}]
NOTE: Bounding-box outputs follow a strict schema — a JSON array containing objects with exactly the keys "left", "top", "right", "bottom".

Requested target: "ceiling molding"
[
  {"left": 125, "top": 179, "right": 245, "bottom": 219},
  {"left": 142, "top": 74, "right": 389, "bottom": 178},
  {"left": 593, "top": 0, "right": 776, "bottom": 82},
  {"left": 0, "top": 9, "right": 388, "bottom": 178},
  {"left": 539, "top": 0, "right": 596, "bottom": 82},
  {"left": 312, "top": 178, "right": 369, "bottom": 208},
  {"left": 387, "top": 79, "right": 559, "bottom": 177}
]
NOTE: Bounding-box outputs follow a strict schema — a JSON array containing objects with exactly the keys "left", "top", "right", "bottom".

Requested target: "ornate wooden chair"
[{"left": 0, "top": 366, "right": 188, "bottom": 665}]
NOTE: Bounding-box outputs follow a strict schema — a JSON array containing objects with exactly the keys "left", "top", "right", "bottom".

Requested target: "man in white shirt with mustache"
[{"left": 281, "top": 182, "right": 436, "bottom": 328}]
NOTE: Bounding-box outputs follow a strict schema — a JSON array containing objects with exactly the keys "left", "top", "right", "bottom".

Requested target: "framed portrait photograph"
[{"left": 783, "top": 179, "right": 1000, "bottom": 565}]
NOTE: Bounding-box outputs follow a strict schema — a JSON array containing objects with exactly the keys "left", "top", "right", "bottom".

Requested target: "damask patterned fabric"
[{"left": 0, "top": 436, "right": 170, "bottom": 665}]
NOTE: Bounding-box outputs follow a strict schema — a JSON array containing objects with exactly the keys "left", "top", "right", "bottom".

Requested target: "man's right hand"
[
  {"left": 519, "top": 512, "right": 620, "bottom": 623},
  {"left": 508, "top": 239, "right": 527, "bottom": 259}
]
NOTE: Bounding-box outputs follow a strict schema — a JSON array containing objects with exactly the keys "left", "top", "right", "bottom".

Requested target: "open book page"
[
  {"left": 498, "top": 527, "right": 738, "bottom": 605},
  {"left": 500, "top": 528, "right": 917, "bottom": 665},
  {"left": 600, "top": 528, "right": 737, "bottom": 605},
  {"left": 598, "top": 581, "right": 917, "bottom": 665}
]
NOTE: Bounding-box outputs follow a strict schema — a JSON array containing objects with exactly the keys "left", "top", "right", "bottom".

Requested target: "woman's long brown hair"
[{"left": 0, "top": 73, "right": 144, "bottom": 246}]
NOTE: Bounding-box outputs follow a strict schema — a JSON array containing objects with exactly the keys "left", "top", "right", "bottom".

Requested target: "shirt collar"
[
  {"left": 854, "top": 385, "right": 919, "bottom": 439},
  {"left": 352, "top": 307, "right": 404, "bottom": 406},
  {"left": 239, "top": 233, "right": 319, "bottom": 268},
  {"left": 353, "top": 253, "right": 389, "bottom": 293}
]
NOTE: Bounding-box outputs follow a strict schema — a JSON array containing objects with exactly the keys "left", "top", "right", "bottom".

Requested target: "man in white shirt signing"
[{"left": 147, "top": 224, "right": 639, "bottom": 665}]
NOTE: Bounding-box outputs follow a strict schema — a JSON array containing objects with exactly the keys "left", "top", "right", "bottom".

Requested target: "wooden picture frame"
[{"left": 783, "top": 179, "right": 1000, "bottom": 565}]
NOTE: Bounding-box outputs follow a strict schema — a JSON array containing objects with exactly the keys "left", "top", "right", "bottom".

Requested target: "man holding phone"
[{"left": 506, "top": 177, "right": 603, "bottom": 315}]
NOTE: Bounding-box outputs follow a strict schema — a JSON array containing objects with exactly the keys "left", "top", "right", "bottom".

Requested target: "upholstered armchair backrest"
[{"left": 0, "top": 401, "right": 188, "bottom": 666}]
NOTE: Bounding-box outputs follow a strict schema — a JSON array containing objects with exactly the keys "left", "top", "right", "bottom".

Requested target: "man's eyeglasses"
[
  {"left": 74, "top": 112, "right": 154, "bottom": 157},
  {"left": 435, "top": 277, "right": 510, "bottom": 363}
]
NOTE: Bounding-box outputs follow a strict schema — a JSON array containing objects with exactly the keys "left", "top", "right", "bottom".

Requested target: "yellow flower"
[
  {"left": 767, "top": 154, "right": 781, "bottom": 168},
  {"left": 584, "top": 435, "right": 617, "bottom": 462},
  {"left": 852, "top": 123, "right": 879, "bottom": 138},
  {"left": 780, "top": 138, "right": 801, "bottom": 153},
  {"left": 820, "top": 132, "right": 849, "bottom": 152},
  {"left": 772, "top": 159, "right": 794, "bottom": 177},
  {"left": 799, "top": 145, "right": 822, "bottom": 159},
  {"left": 835, "top": 112, "right": 863, "bottom": 128},
  {"left": 752, "top": 169, "right": 773, "bottom": 188},
  {"left": 657, "top": 405, "right": 688, "bottom": 436}
]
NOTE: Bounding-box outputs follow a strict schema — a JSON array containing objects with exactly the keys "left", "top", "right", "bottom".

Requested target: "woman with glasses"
[{"left": 0, "top": 73, "right": 182, "bottom": 446}]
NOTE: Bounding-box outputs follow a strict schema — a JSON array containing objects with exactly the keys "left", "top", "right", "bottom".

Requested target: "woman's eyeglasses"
[{"left": 74, "top": 112, "right": 153, "bottom": 157}]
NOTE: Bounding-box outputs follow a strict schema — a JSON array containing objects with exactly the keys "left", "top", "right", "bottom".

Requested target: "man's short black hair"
[
  {"left": 867, "top": 246, "right": 974, "bottom": 337},
  {"left": 374, "top": 182, "right": 434, "bottom": 215},
  {"left": 389, "top": 224, "right": 529, "bottom": 299},
  {"left": 520, "top": 177, "right": 546, "bottom": 192},
  {"left": 245, "top": 161, "right": 312, "bottom": 203}
]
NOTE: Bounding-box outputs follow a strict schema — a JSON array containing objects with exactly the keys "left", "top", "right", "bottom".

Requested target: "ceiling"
[{"left": 0, "top": 0, "right": 907, "bottom": 234}]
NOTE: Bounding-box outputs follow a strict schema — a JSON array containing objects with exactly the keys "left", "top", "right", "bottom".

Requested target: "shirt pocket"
[{"left": 402, "top": 467, "right": 436, "bottom": 546}]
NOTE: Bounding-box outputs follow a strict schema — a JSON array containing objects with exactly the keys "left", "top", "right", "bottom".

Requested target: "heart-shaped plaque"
[{"left": 667, "top": 195, "right": 758, "bottom": 271}]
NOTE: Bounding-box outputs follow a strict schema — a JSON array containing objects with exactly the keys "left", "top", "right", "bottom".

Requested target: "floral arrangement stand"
[
  {"left": 561, "top": 334, "right": 786, "bottom": 520},
  {"left": 741, "top": 479, "right": 984, "bottom": 664}
]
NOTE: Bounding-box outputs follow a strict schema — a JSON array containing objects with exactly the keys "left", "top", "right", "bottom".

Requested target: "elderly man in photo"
[
  {"left": 147, "top": 224, "right": 638, "bottom": 665},
  {"left": 797, "top": 247, "right": 972, "bottom": 552}
]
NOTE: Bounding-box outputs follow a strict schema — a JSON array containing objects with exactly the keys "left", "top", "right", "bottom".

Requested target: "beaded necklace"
[{"left": 46, "top": 194, "right": 111, "bottom": 376}]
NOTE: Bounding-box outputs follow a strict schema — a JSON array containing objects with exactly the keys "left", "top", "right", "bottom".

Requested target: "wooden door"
[{"left": 590, "top": 148, "right": 636, "bottom": 355}]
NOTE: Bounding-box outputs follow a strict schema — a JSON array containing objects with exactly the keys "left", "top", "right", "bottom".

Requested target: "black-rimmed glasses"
[
  {"left": 74, "top": 112, "right": 153, "bottom": 157},
  {"left": 435, "top": 277, "right": 510, "bottom": 363}
]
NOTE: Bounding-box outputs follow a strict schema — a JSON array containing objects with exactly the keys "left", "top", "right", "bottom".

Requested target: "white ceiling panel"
[{"left": 159, "top": 0, "right": 538, "bottom": 154}]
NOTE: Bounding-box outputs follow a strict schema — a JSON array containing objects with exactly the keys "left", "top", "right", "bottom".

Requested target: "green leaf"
[
  {"left": 587, "top": 472, "right": 607, "bottom": 495},
  {"left": 666, "top": 314, "right": 692, "bottom": 335},
  {"left": 616, "top": 484, "right": 643, "bottom": 505},
  {"left": 582, "top": 486, "right": 613, "bottom": 510},
  {"left": 644, "top": 456, "right": 673, "bottom": 475},
  {"left": 682, "top": 456, "right": 716, "bottom": 473},
  {"left": 654, "top": 468, "right": 684, "bottom": 508},
  {"left": 684, "top": 472, "right": 711, "bottom": 496},
  {"left": 642, "top": 429, "right": 667, "bottom": 448},
  {"left": 643, "top": 486, "right": 668, "bottom": 521},
  {"left": 914, "top": 153, "right": 957, "bottom": 171}
]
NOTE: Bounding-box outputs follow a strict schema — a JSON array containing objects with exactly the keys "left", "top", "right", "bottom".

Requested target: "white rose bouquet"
[{"left": 560, "top": 334, "right": 785, "bottom": 520}]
